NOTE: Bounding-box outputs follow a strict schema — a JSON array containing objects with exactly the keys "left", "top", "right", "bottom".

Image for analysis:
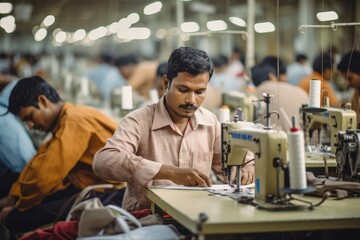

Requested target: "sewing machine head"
[
  {"left": 222, "top": 91, "right": 263, "bottom": 122},
  {"left": 221, "top": 116, "right": 288, "bottom": 203},
  {"left": 302, "top": 104, "right": 357, "bottom": 154},
  {"left": 335, "top": 130, "right": 360, "bottom": 182}
]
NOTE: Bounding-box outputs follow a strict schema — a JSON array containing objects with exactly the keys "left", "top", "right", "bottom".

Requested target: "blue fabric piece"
[{"left": 0, "top": 81, "right": 36, "bottom": 173}]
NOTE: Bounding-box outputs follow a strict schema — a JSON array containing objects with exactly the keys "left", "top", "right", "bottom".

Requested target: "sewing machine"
[
  {"left": 220, "top": 94, "right": 322, "bottom": 210},
  {"left": 222, "top": 91, "right": 263, "bottom": 122},
  {"left": 335, "top": 130, "right": 360, "bottom": 182},
  {"left": 221, "top": 94, "right": 289, "bottom": 206},
  {"left": 221, "top": 117, "right": 288, "bottom": 204},
  {"left": 302, "top": 104, "right": 357, "bottom": 155}
]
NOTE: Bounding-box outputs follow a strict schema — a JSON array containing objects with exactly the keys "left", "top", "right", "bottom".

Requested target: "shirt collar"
[
  {"left": 152, "top": 96, "right": 213, "bottom": 131},
  {"left": 52, "top": 102, "right": 72, "bottom": 134}
]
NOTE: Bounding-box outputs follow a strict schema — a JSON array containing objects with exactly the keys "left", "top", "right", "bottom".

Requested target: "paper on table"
[{"left": 149, "top": 183, "right": 255, "bottom": 191}]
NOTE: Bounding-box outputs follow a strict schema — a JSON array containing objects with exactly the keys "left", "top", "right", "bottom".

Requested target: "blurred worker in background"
[{"left": 337, "top": 50, "right": 360, "bottom": 127}]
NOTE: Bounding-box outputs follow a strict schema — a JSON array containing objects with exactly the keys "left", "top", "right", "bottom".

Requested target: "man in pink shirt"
[{"left": 93, "top": 47, "right": 254, "bottom": 211}]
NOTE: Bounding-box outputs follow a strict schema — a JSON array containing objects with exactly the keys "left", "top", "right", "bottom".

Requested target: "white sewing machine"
[
  {"left": 220, "top": 94, "right": 321, "bottom": 210},
  {"left": 302, "top": 104, "right": 357, "bottom": 155},
  {"left": 222, "top": 91, "right": 263, "bottom": 122},
  {"left": 221, "top": 116, "right": 288, "bottom": 204}
]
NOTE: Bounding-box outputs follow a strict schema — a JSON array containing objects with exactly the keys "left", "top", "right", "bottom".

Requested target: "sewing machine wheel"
[
  {"left": 336, "top": 150, "right": 349, "bottom": 181},
  {"left": 335, "top": 130, "right": 360, "bottom": 182}
]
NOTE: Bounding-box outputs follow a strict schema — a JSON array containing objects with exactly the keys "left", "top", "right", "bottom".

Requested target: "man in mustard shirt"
[{"left": 0, "top": 76, "right": 126, "bottom": 234}]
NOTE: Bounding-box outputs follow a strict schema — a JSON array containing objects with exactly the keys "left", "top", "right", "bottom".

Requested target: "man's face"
[
  {"left": 119, "top": 64, "right": 136, "bottom": 80},
  {"left": 17, "top": 97, "right": 55, "bottom": 132},
  {"left": 164, "top": 72, "right": 209, "bottom": 122},
  {"left": 344, "top": 70, "right": 360, "bottom": 89}
]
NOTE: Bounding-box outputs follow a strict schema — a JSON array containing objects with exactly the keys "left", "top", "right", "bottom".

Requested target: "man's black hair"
[
  {"left": 251, "top": 64, "right": 276, "bottom": 87},
  {"left": 166, "top": 46, "right": 213, "bottom": 86},
  {"left": 8, "top": 76, "right": 61, "bottom": 115},
  {"left": 312, "top": 54, "right": 332, "bottom": 74},
  {"left": 296, "top": 54, "right": 308, "bottom": 62},
  {"left": 114, "top": 54, "right": 139, "bottom": 67},
  {"left": 261, "top": 56, "right": 286, "bottom": 76},
  {"left": 156, "top": 62, "right": 168, "bottom": 77},
  {"left": 337, "top": 50, "right": 360, "bottom": 74}
]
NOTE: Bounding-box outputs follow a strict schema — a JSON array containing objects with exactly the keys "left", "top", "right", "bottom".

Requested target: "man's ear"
[
  {"left": 37, "top": 95, "right": 49, "bottom": 108},
  {"left": 163, "top": 75, "right": 169, "bottom": 90}
]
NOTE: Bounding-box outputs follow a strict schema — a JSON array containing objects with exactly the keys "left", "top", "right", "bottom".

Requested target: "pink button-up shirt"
[{"left": 93, "top": 97, "right": 225, "bottom": 211}]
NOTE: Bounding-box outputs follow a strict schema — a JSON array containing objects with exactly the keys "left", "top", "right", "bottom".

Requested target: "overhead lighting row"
[{"left": 0, "top": 1, "right": 340, "bottom": 45}]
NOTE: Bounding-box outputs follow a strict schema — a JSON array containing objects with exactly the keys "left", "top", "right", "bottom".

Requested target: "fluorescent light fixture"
[
  {"left": 117, "top": 27, "right": 151, "bottom": 40},
  {"left": 55, "top": 31, "right": 67, "bottom": 43},
  {"left": 316, "top": 11, "right": 338, "bottom": 22},
  {"left": 88, "top": 26, "right": 107, "bottom": 41},
  {"left": 0, "top": 15, "right": 16, "bottom": 33},
  {"left": 207, "top": 20, "right": 227, "bottom": 31},
  {"left": 43, "top": 15, "right": 55, "bottom": 27},
  {"left": 180, "top": 22, "right": 200, "bottom": 33},
  {"left": 118, "top": 18, "right": 131, "bottom": 29},
  {"left": 0, "top": 15, "right": 15, "bottom": 27},
  {"left": 127, "top": 13, "right": 140, "bottom": 24},
  {"left": 254, "top": 22, "right": 275, "bottom": 33},
  {"left": 229, "top": 17, "right": 246, "bottom": 27},
  {"left": 34, "top": 28, "right": 47, "bottom": 41},
  {"left": 73, "top": 29, "right": 86, "bottom": 41},
  {"left": 144, "top": 1, "right": 162, "bottom": 15},
  {"left": 0, "top": 2, "right": 13, "bottom": 14}
]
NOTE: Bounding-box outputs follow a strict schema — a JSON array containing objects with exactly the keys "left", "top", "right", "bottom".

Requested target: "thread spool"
[
  {"left": 288, "top": 117, "right": 307, "bottom": 190},
  {"left": 80, "top": 77, "right": 89, "bottom": 97},
  {"left": 218, "top": 105, "right": 230, "bottom": 122},
  {"left": 121, "top": 85, "right": 133, "bottom": 110},
  {"left": 149, "top": 88, "right": 159, "bottom": 104},
  {"left": 308, "top": 79, "right": 321, "bottom": 108}
]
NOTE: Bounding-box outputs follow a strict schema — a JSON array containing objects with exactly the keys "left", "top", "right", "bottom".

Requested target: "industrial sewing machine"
[
  {"left": 222, "top": 90, "right": 263, "bottom": 122},
  {"left": 220, "top": 94, "right": 324, "bottom": 210},
  {"left": 221, "top": 115, "right": 288, "bottom": 205},
  {"left": 335, "top": 130, "right": 360, "bottom": 182},
  {"left": 302, "top": 104, "right": 357, "bottom": 155}
]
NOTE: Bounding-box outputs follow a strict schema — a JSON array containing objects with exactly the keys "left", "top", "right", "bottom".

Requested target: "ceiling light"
[
  {"left": 117, "top": 27, "right": 151, "bottom": 40},
  {"left": 229, "top": 17, "right": 246, "bottom": 27},
  {"left": 127, "top": 13, "right": 140, "bottom": 24},
  {"left": 180, "top": 22, "right": 200, "bottom": 33},
  {"left": 316, "top": 11, "right": 338, "bottom": 22},
  {"left": 144, "top": 1, "right": 162, "bottom": 15},
  {"left": 34, "top": 28, "right": 47, "bottom": 41},
  {"left": 207, "top": 20, "right": 227, "bottom": 31},
  {"left": 55, "top": 31, "right": 67, "bottom": 43},
  {"left": 254, "top": 22, "right": 275, "bottom": 33},
  {"left": 0, "top": 2, "right": 13, "bottom": 14},
  {"left": 43, "top": 15, "right": 55, "bottom": 27},
  {"left": 73, "top": 29, "right": 86, "bottom": 41}
]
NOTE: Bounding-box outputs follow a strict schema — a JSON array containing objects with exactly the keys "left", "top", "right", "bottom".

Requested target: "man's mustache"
[{"left": 179, "top": 104, "right": 198, "bottom": 110}]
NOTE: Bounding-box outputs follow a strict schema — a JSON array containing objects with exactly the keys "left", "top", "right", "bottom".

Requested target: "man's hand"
[
  {"left": 154, "top": 165, "right": 212, "bottom": 187},
  {"left": 241, "top": 163, "right": 255, "bottom": 185},
  {"left": 0, "top": 196, "right": 15, "bottom": 211},
  {"left": 0, "top": 206, "right": 13, "bottom": 223}
]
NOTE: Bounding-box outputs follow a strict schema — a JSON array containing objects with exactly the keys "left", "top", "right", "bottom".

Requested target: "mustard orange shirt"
[
  {"left": 10, "top": 103, "right": 124, "bottom": 211},
  {"left": 298, "top": 72, "right": 339, "bottom": 107}
]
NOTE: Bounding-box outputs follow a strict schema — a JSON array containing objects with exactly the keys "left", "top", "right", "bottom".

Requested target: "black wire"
[{"left": 241, "top": 158, "right": 255, "bottom": 167}]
